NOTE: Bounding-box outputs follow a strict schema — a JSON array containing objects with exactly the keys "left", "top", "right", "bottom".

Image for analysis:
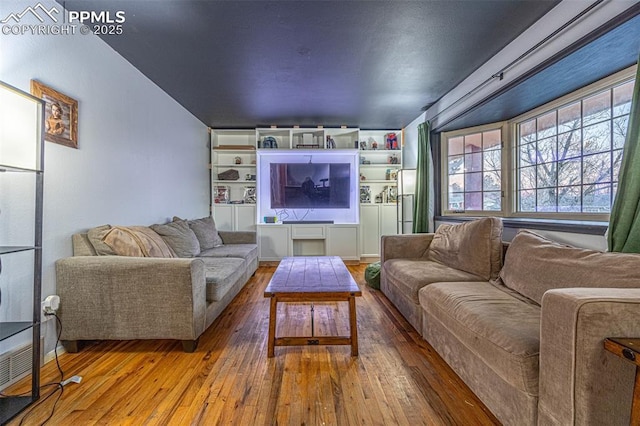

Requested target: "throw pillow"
[
  {"left": 87, "top": 225, "right": 117, "bottom": 256},
  {"left": 103, "top": 226, "right": 175, "bottom": 258},
  {"left": 427, "top": 217, "right": 503, "bottom": 280},
  {"left": 150, "top": 220, "right": 201, "bottom": 257},
  {"left": 87, "top": 225, "right": 175, "bottom": 258},
  {"left": 186, "top": 216, "right": 223, "bottom": 249},
  {"left": 499, "top": 230, "right": 640, "bottom": 305}
]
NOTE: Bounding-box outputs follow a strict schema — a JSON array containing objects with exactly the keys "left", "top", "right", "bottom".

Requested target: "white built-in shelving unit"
[{"left": 210, "top": 127, "right": 402, "bottom": 260}]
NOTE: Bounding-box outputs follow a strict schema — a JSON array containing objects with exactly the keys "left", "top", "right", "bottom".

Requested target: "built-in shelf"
[
  {"left": 360, "top": 180, "right": 397, "bottom": 184},
  {"left": 212, "top": 180, "right": 256, "bottom": 184}
]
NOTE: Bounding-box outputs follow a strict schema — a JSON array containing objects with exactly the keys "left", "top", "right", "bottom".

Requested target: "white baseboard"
[{"left": 43, "top": 345, "right": 66, "bottom": 365}]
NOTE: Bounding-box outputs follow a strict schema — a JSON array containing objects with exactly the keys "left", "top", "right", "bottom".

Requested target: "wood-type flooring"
[{"left": 7, "top": 264, "right": 499, "bottom": 425}]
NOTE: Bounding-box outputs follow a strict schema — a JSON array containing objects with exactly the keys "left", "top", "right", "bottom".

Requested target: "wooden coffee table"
[{"left": 264, "top": 256, "right": 362, "bottom": 357}]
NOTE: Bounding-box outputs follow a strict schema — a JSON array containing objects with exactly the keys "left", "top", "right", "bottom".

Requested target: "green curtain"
[
  {"left": 413, "top": 121, "right": 432, "bottom": 233},
  {"left": 608, "top": 59, "right": 640, "bottom": 252}
]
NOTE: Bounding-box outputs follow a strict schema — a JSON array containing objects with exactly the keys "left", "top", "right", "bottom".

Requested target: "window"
[
  {"left": 443, "top": 125, "right": 503, "bottom": 213},
  {"left": 516, "top": 79, "right": 633, "bottom": 215},
  {"left": 440, "top": 65, "right": 635, "bottom": 221}
]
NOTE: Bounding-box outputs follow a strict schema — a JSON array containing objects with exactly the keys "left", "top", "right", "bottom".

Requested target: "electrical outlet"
[
  {"left": 41, "top": 301, "right": 51, "bottom": 322},
  {"left": 41, "top": 295, "right": 60, "bottom": 322}
]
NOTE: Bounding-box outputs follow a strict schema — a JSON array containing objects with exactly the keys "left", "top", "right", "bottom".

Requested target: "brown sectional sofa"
[
  {"left": 56, "top": 216, "right": 257, "bottom": 352},
  {"left": 381, "top": 218, "right": 640, "bottom": 425}
]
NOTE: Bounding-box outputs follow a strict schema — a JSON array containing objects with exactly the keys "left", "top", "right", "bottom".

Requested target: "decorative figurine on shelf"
[
  {"left": 235, "top": 156, "right": 242, "bottom": 164},
  {"left": 385, "top": 169, "right": 391, "bottom": 180},
  {"left": 369, "top": 137, "right": 378, "bottom": 150},
  {"left": 388, "top": 154, "right": 399, "bottom": 164},
  {"left": 385, "top": 132, "right": 398, "bottom": 150},
  {"left": 326, "top": 135, "right": 336, "bottom": 149},
  {"left": 360, "top": 140, "right": 367, "bottom": 150},
  {"left": 360, "top": 173, "right": 366, "bottom": 181},
  {"left": 375, "top": 193, "right": 383, "bottom": 203}
]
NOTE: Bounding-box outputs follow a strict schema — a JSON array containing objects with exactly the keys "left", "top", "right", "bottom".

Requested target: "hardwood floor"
[{"left": 7, "top": 264, "right": 499, "bottom": 425}]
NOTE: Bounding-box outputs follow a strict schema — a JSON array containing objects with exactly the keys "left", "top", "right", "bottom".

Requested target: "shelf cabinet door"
[
  {"left": 326, "top": 225, "right": 359, "bottom": 260},
  {"left": 235, "top": 205, "right": 256, "bottom": 231},
  {"left": 380, "top": 204, "right": 398, "bottom": 237},
  {"left": 360, "top": 204, "right": 381, "bottom": 257},
  {"left": 258, "top": 225, "right": 290, "bottom": 261},
  {"left": 212, "top": 204, "right": 234, "bottom": 231}
]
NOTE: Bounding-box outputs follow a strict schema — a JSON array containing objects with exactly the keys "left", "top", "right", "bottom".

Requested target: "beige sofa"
[
  {"left": 56, "top": 216, "right": 257, "bottom": 352},
  {"left": 381, "top": 218, "right": 640, "bottom": 425}
]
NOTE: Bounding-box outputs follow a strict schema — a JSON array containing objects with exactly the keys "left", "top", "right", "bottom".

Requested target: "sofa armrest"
[
  {"left": 218, "top": 230, "right": 256, "bottom": 244},
  {"left": 380, "top": 233, "right": 434, "bottom": 263},
  {"left": 55, "top": 256, "right": 207, "bottom": 342},
  {"left": 538, "top": 288, "right": 640, "bottom": 426}
]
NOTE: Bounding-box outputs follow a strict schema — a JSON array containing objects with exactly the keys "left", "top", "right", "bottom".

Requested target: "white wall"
[{"left": 0, "top": 0, "right": 209, "bottom": 355}]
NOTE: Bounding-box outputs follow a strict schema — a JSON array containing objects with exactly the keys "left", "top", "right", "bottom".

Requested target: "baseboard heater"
[{"left": 282, "top": 220, "right": 334, "bottom": 224}]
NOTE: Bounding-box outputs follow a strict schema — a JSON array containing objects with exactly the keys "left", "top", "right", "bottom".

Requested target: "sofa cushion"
[
  {"left": 500, "top": 230, "right": 640, "bottom": 305},
  {"left": 186, "top": 216, "right": 223, "bottom": 250},
  {"left": 427, "top": 217, "right": 503, "bottom": 280},
  {"left": 198, "top": 244, "right": 258, "bottom": 264},
  {"left": 200, "top": 257, "right": 246, "bottom": 302},
  {"left": 150, "top": 220, "right": 200, "bottom": 258},
  {"left": 419, "top": 281, "right": 541, "bottom": 395},
  {"left": 86, "top": 225, "right": 174, "bottom": 258},
  {"left": 383, "top": 258, "right": 486, "bottom": 304}
]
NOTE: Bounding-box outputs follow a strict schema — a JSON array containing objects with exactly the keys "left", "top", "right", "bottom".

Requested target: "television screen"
[{"left": 270, "top": 163, "right": 351, "bottom": 209}]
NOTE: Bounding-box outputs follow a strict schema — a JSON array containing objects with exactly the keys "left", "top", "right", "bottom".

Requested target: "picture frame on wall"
[{"left": 30, "top": 80, "right": 78, "bottom": 149}]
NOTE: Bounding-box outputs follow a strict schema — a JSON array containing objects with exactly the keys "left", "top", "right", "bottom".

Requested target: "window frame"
[
  {"left": 439, "top": 64, "right": 636, "bottom": 222},
  {"left": 440, "top": 122, "right": 508, "bottom": 217},
  {"left": 509, "top": 65, "right": 636, "bottom": 222}
]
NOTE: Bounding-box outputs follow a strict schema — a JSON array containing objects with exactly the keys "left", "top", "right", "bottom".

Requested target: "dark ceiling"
[
  {"left": 439, "top": 6, "right": 640, "bottom": 132},
  {"left": 61, "top": 0, "right": 560, "bottom": 129}
]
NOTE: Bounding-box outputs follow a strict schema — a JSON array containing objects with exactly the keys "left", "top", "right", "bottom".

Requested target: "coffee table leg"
[
  {"left": 268, "top": 297, "right": 277, "bottom": 357},
  {"left": 349, "top": 295, "right": 358, "bottom": 356}
]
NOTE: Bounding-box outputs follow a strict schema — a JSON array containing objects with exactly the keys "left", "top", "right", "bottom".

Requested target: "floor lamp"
[{"left": 397, "top": 169, "right": 416, "bottom": 234}]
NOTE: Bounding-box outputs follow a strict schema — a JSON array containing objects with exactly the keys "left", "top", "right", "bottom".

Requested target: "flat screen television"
[{"left": 270, "top": 163, "right": 351, "bottom": 209}]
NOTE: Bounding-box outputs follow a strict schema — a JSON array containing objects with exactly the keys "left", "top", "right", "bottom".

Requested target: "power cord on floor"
[{"left": 0, "top": 313, "right": 80, "bottom": 425}]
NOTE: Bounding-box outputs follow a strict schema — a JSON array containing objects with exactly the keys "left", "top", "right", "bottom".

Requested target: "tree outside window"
[
  {"left": 447, "top": 129, "right": 502, "bottom": 212},
  {"left": 516, "top": 80, "right": 633, "bottom": 214}
]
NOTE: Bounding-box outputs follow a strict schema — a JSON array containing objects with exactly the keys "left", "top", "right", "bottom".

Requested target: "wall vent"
[{"left": 0, "top": 340, "right": 43, "bottom": 391}]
